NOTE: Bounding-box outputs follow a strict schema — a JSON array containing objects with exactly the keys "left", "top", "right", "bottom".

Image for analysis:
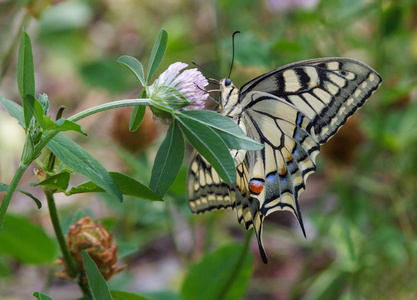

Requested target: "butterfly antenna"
[
  {"left": 228, "top": 31, "right": 240, "bottom": 79},
  {"left": 192, "top": 61, "right": 222, "bottom": 80}
]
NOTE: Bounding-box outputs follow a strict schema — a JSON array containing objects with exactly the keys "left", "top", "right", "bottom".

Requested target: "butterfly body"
[{"left": 188, "top": 58, "right": 382, "bottom": 263}]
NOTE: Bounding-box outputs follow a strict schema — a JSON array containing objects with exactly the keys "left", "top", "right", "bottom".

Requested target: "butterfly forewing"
[
  {"left": 240, "top": 58, "right": 382, "bottom": 143},
  {"left": 187, "top": 57, "right": 382, "bottom": 264}
]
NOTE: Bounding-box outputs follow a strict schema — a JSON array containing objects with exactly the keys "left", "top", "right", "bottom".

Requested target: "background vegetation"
[{"left": 0, "top": 0, "right": 416, "bottom": 299}]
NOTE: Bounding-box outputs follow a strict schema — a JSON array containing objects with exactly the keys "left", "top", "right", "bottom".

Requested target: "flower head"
[
  {"left": 55, "top": 217, "right": 126, "bottom": 282},
  {"left": 147, "top": 62, "right": 208, "bottom": 119}
]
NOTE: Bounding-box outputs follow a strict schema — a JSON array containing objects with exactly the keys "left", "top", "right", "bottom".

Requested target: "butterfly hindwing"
[
  {"left": 188, "top": 152, "right": 234, "bottom": 213},
  {"left": 239, "top": 92, "right": 320, "bottom": 234},
  {"left": 188, "top": 151, "right": 269, "bottom": 263}
]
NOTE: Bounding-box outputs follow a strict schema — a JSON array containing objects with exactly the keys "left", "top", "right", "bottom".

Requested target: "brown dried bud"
[{"left": 56, "top": 217, "right": 126, "bottom": 281}]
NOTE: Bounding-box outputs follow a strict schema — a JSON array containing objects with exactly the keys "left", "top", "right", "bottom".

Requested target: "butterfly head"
[{"left": 219, "top": 78, "right": 240, "bottom": 115}]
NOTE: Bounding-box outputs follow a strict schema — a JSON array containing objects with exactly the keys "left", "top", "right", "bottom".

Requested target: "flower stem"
[
  {"left": 46, "top": 193, "right": 76, "bottom": 275},
  {"left": 0, "top": 162, "right": 29, "bottom": 236},
  {"left": 33, "top": 98, "right": 154, "bottom": 155},
  {"left": 45, "top": 192, "right": 90, "bottom": 296},
  {"left": 68, "top": 99, "right": 153, "bottom": 122}
]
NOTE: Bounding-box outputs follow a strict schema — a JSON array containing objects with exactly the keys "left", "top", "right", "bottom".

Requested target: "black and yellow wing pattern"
[{"left": 188, "top": 58, "right": 382, "bottom": 263}]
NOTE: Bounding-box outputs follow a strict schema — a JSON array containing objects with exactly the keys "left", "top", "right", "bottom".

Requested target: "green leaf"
[
  {"left": 32, "top": 171, "right": 71, "bottom": 192},
  {"left": 149, "top": 119, "right": 184, "bottom": 197},
  {"left": 146, "top": 29, "right": 168, "bottom": 82},
  {"left": 0, "top": 96, "right": 25, "bottom": 126},
  {"left": 16, "top": 188, "right": 42, "bottom": 209},
  {"left": 33, "top": 292, "right": 54, "bottom": 300},
  {"left": 81, "top": 250, "right": 113, "bottom": 300},
  {"left": 51, "top": 118, "right": 86, "bottom": 135},
  {"left": 129, "top": 90, "right": 147, "bottom": 132},
  {"left": 67, "top": 172, "right": 162, "bottom": 201},
  {"left": 179, "top": 110, "right": 263, "bottom": 150},
  {"left": 38, "top": 93, "right": 50, "bottom": 114},
  {"left": 177, "top": 114, "right": 236, "bottom": 185},
  {"left": 0, "top": 183, "right": 42, "bottom": 209},
  {"left": 47, "top": 133, "right": 123, "bottom": 201},
  {"left": 0, "top": 214, "right": 57, "bottom": 264},
  {"left": 17, "top": 30, "right": 35, "bottom": 130},
  {"left": 23, "top": 94, "right": 44, "bottom": 128},
  {"left": 181, "top": 244, "right": 253, "bottom": 300},
  {"left": 118, "top": 55, "right": 146, "bottom": 87},
  {"left": 23, "top": 95, "right": 86, "bottom": 135},
  {"left": 111, "top": 291, "right": 151, "bottom": 300},
  {"left": 21, "top": 133, "right": 36, "bottom": 164}
]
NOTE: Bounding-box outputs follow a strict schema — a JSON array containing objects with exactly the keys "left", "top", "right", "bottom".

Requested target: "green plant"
[{"left": 0, "top": 28, "right": 260, "bottom": 299}]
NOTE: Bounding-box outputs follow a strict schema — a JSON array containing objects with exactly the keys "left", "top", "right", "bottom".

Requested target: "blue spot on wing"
[
  {"left": 296, "top": 113, "right": 303, "bottom": 126},
  {"left": 293, "top": 147, "right": 298, "bottom": 156},
  {"left": 294, "top": 130, "right": 300, "bottom": 138},
  {"left": 266, "top": 173, "right": 277, "bottom": 184}
]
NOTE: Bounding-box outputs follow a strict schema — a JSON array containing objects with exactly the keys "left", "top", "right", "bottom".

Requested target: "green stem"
[
  {"left": 68, "top": 99, "right": 153, "bottom": 122},
  {"left": 33, "top": 98, "right": 154, "bottom": 155},
  {"left": 46, "top": 192, "right": 76, "bottom": 276},
  {"left": 45, "top": 192, "right": 90, "bottom": 296},
  {"left": 0, "top": 162, "right": 29, "bottom": 236},
  {"left": 217, "top": 230, "right": 253, "bottom": 300}
]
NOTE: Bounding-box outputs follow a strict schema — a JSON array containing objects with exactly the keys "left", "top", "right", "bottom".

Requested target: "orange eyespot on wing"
[{"left": 249, "top": 179, "right": 264, "bottom": 195}]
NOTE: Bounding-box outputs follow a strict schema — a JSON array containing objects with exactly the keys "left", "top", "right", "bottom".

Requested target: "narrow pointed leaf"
[
  {"left": 38, "top": 93, "right": 50, "bottom": 114},
  {"left": 146, "top": 29, "right": 168, "bottom": 82},
  {"left": 0, "top": 96, "right": 25, "bottom": 126},
  {"left": 47, "top": 134, "right": 123, "bottom": 201},
  {"left": 23, "top": 94, "right": 46, "bottom": 128},
  {"left": 129, "top": 90, "right": 147, "bottom": 131},
  {"left": 179, "top": 110, "right": 263, "bottom": 150},
  {"left": 17, "top": 30, "right": 35, "bottom": 130},
  {"left": 21, "top": 134, "right": 36, "bottom": 164},
  {"left": 81, "top": 251, "right": 113, "bottom": 300},
  {"left": 118, "top": 55, "right": 146, "bottom": 86},
  {"left": 177, "top": 115, "right": 235, "bottom": 184},
  {"left": 32, "top": 171, "right": 71, "bottom": 192},
  {"left": 150, "top": 119, "right": 184, "bottom": 197},
  {"left": 51, "top": 118, "right": 86, "bottom": 135},
  {"left": 67, "top": 172, "right": 162, "bottom": 201},
  {"left": 16, "top": 188, "right": 42, "bottom": 209},
  {"left": 0, "top": 183, "right": 42, "bottom": 208}
]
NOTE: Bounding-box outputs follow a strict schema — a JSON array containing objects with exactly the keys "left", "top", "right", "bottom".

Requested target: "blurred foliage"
[{"left": 1, "top": 0, "right": 417, "bottom": 299}]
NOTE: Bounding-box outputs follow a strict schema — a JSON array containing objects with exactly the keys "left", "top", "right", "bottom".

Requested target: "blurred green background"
[{"left": 0, "top": 0, "right": 417, "bottom": 299}]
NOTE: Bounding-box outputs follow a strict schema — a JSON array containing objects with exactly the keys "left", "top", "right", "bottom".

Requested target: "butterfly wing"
[
  {"left": 187, "top": 151, "right": 268, "bottom": 263},
  {"left": 188, "top": 152, "right": 234, "bottom": 213},
  {"left": 240, "top": 58, "right": 382, "bottom": 143}
]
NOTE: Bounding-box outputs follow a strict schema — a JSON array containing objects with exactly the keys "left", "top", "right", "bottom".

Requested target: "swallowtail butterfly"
[{"left": 188, "top": 56, "right": 382, "bottom": 263}]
